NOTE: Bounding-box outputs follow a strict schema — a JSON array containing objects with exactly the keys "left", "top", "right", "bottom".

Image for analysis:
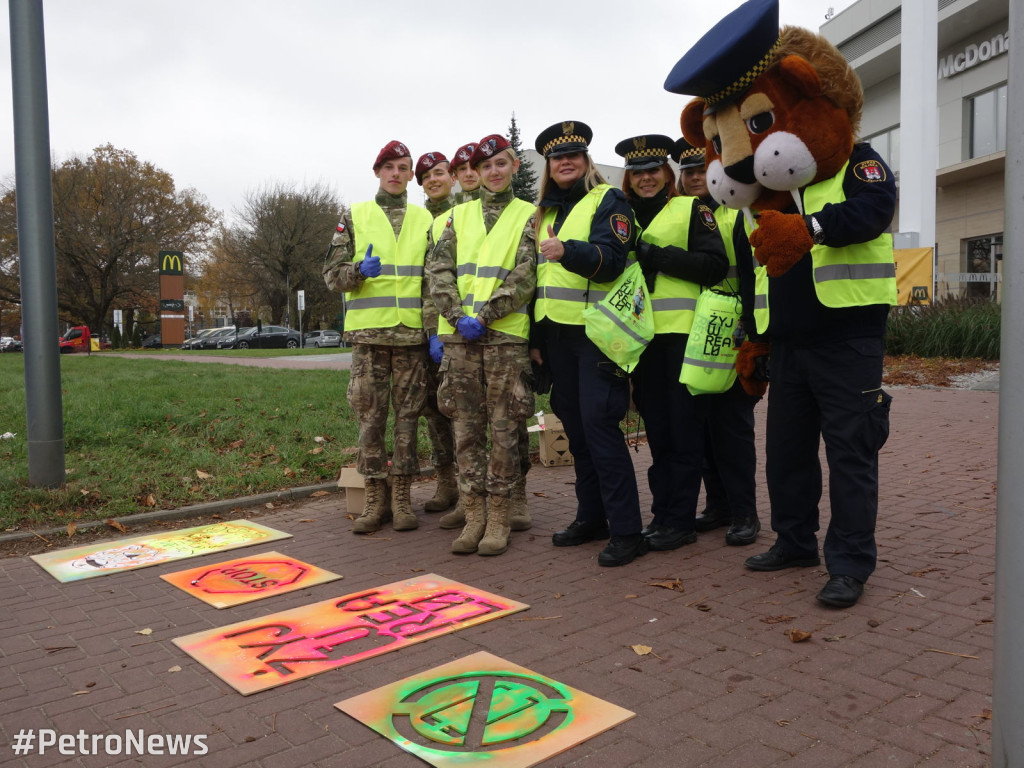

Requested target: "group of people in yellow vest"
[{"left": 323, "top": 115, "right": 897, "bottom": 610}]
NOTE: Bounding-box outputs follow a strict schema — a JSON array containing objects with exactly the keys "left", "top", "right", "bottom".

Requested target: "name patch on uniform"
[
  {"left": 610, "top": 214, "right": 631, "bottom": 243},
  {"left": 854, "top": 160, "right": 887, "bottom": 183},
  {"left": 697, "top": 205, "right": 718, "bottom": 231}
]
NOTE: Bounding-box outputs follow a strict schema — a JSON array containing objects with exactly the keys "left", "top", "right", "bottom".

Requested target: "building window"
[
  {"left": 970, "top": 84, "right": 1007, "bottom": 158},
  {"left": 963, "top": 234, "right": 1002, "bottom": 298},
  {"left": 865, "top": 126, "right": 899, "bottom": 174}
]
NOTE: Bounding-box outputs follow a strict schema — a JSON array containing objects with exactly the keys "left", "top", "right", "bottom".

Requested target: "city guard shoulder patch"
[
  {"left": 854, "top": 160, "right": 887, "bottom": 183},
  {"left": 611, "top": 214, "right": 631, "bottom": 243},
  {"left": 698, "top": 205, "right": 718, "bottom": 230}
]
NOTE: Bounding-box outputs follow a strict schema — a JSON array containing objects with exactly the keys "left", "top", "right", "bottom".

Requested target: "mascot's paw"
[
  {"left": 749, "top": 210, "right": 814, "bottom": 277},
  {"left": 735, "top": 340, "right": 770, "bottom": 398}
]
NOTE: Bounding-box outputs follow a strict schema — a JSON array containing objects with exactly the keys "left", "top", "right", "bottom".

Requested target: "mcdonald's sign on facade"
[{"left": 159, "top": 250, "right": 184, "bottom": 275}]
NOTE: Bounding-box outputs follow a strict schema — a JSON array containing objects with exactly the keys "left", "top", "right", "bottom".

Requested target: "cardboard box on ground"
[
  {"left": 337, "top": 412, "right": 573, "bottom": 507},
  {"left": 529, "top": 412, "right": 574, "bottom": 467},
  {"left": 337, "top": 467, "right": 392, "bottom": 516}
]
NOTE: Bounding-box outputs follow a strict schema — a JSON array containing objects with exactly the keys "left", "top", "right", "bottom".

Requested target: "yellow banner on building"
[{"left": 894, "top": 247, "right": 933, "bottom": 305}]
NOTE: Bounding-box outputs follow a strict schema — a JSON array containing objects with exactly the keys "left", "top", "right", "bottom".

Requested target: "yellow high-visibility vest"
[
  {"left": 345, "top": 201, "right": 432, "bottom": 331},
  {"left": 751, "top": 162, "right": 896, "bottom": 334},
  {"left": 534, "top": 184, "right": 628, "bottom": 326},
  {"left": 437, "top": 198, "right": 535, "bottom": 339}
]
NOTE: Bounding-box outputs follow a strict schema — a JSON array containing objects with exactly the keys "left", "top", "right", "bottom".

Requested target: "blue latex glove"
[
  {"left": 456, "top": 316, "right": 486, "bottom": 341},
  {"left": 358, "top": 244, "right": 381, "bottom": 278},
  {"left": 428, "top": 335, "right": 444, "bottom": 363}
]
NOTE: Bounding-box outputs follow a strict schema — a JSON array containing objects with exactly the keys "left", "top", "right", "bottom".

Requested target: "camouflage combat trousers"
[
  {"left": 423, "top": 357, "right": 456, "bottom": 467},
  {"left": 437, "top": 343, "right": 533, "bottom": 497},
  {"left": 347, "top": 343, "right": 428, "bottom": 478}
]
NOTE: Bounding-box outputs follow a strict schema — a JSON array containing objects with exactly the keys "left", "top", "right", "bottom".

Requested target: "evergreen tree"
[{"left": 508, "top": 113, "right": 539, "bottom": 204}]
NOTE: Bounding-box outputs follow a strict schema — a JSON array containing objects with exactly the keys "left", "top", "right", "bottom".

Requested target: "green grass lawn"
[
  {"left": 0, "top": 355, "right": 359, "bottom": 530},
  {"left": 1, "top": 354, "right": 553, "bottom": 530}
]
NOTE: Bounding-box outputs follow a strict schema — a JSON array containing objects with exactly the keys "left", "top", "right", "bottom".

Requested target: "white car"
[{"left": 303, "top": 330, "right": 342, "bottom": 348}]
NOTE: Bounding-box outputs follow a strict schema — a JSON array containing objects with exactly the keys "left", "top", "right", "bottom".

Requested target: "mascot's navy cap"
[
  {"left": 614, "top": 134, "right": 675, "bottom": 171},
  {"left": 535, "top": 121, "right": 593, "bottom": 158},
  {"left": 664, "top": 0, "right": 780, "bottom": 111},
  {"left": 671, "top": 138, "right": 705, "bottom": 170}
]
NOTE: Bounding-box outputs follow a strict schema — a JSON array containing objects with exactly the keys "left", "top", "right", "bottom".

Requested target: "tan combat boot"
[
  {"left": 391, "top": 474, "right": 419, "bottom": 531},
  {"left": 451, "top": 492, "right": 485, "bottom": 554},
  {"left": 478, "top": 494, "right": 511, "bottom": 556},
  {"left": 438, "top": 498, "right": 465, "bottom": 530},
  {"left": 352, "top": 477, "right": 391, "bottom": 533},
  {"left": 509, "top": 476, "right": 532, "bottom": 531},
  {"left": 424, "top": 463, "right": 459, "bottom": 513}
]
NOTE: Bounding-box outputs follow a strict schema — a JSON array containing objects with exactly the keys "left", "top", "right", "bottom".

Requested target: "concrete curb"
[{"left": 0, "top": 481, "right": 343, "bottom": 546}]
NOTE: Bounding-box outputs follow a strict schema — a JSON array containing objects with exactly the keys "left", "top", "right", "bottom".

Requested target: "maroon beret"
[
  {"left": 469, "top": 135, "right": 512, "bottom": 168},
  {"left": 450, "top": 142, "right": 477, "bottom": 169},
  {"left": 372, "top": 140, "right": 412, "bottom": 171},
  {"left": 414, "top": 152, "right": 450, "bottom": 185}
]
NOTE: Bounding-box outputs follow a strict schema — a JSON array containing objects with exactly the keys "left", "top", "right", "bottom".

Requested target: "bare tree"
[{"left": 226, "top": 181, "right": 341, "bottom": 327}]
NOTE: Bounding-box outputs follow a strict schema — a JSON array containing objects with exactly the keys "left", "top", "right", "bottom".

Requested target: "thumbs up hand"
[
  {"left": 539, "top": 224, "right": 565, "bottom": 262},
  {"left": 358, "top": 243, "right": 381, "bottom": 278}
]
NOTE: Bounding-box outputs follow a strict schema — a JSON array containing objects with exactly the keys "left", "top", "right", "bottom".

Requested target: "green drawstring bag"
[
  {"left": 680, "top": 288, "right": 742, "bottom": 395},
  {"left": 582, "top": 261, "right": 654, "bottom": 374}
]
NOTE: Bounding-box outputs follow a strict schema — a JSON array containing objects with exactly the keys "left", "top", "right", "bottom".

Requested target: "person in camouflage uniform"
[
  {"left": 323, "top": 140, "right": 432, "bottom": 534},
  {"left": 449, "top": 142, "right": 481, "bottom": 205},
  {"left": 427, "top": 134, "right": 536, "bottom": 556},
  {"left": 415, "top": 152, "right": 459, "bottom": 516}
]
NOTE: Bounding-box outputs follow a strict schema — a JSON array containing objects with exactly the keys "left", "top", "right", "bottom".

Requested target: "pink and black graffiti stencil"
[
  {"left": 173, "top": 575, "right": 529, "bottom": 695},
  {"left": 161, "top": 551, "right": 342, "bottom": 608},
  {"left": 336, "top": 651, "right": 635, "bottom": 768},
  {"left": 30, "top": 521, "right": 291, "bottom": 582}
]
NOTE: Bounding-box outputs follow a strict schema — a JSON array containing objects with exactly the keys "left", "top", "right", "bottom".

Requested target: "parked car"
[
  {"left": 182, "top": 328, "right": 222, "bottom": 350},
  {"left": 216, "top": 325, "right": 302, "bottom": 350},
  {"left": 197, "top": 327, "right": 238, "bottom": 350},
  {"left": 141, "top": 333, "right": 162, "bottom": 349},
  {"left": 1, "top": 336, "right": 22, "bottom": 352},
  {"left": 303, "top": 329, "right": 342, "bottom": 348}
]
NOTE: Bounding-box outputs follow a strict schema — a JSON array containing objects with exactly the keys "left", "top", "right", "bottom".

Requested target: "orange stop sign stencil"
[{"left": 161, "top": 551, "right": 342, "bottom": 608}]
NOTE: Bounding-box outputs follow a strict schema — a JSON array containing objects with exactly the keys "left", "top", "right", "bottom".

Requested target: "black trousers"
[
  {"left": 631, "top": 333, "right": 707, "bottom": 532},
  {"left": 546, "top": 324, "right": 642, "bottom": 536},
  {"left": 702, "top": 379, "right": 759, "bottom": 521},
  {"left": 765, "top": 337, "right": 892, "bottom": 582}
]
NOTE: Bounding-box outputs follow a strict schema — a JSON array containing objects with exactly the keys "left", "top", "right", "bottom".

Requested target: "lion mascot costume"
[{"left": 664, "top": 0, "right": 898, "bottom": 608}]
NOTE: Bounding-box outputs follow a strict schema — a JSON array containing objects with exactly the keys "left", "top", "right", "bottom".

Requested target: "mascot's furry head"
[{"left": 665, "top": 0, "right": 863, "bottom": 215}]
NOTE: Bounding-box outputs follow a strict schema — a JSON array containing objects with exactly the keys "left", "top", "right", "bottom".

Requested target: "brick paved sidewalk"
[{"left": 0, "top": 387, "right": 996, "bottom": 767}]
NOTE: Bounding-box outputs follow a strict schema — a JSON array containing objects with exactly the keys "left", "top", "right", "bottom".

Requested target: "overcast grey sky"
[{"left": 2, "top": 0, "right": 855, "bottom": 225}]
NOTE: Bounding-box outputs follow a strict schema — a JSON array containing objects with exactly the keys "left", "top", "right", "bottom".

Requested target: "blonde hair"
[{"left": 535, "top": 152, "right": 606, "bottom": 239}]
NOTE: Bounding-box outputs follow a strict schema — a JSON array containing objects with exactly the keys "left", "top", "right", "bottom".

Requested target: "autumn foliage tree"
[{"left": 0, "top": 144, "right": 216, "bottom": 335}]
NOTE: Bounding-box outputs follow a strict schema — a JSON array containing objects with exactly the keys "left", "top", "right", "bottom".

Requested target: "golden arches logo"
[{"left": 159, "top": 251, "right": 183, "bottom": 275}]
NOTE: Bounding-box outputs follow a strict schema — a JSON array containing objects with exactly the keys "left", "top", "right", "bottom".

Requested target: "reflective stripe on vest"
[
  {"left": 534, "top": 184, "right": 624, "bottom": 326},
  {"left": 751, "top": 161, "right": 896, "bottom": 334},
  {"left": 346, "top": 201, "right": 432, "bottom": 331},
  {"left": 640, "top": 195, "right": 701, "bottom": 335},
  {"left": 436, "top": 197, "right": 535, "bottom": 339}
]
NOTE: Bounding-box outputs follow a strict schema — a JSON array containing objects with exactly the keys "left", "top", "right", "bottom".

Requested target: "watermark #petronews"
[{"left": 10, "top": 728, "right": 208, "bottom": 757}]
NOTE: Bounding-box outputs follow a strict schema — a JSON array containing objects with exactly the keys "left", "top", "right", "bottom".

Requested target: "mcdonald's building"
[{"left": 822, "top": 0, "right": 1008, "bottom": 302}]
